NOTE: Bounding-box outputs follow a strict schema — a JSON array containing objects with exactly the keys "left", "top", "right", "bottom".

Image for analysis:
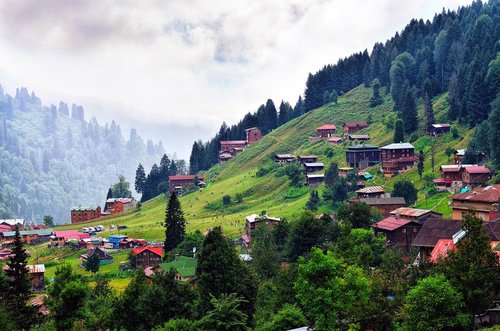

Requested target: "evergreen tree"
[
  {"left": 251, "top": 226, "right": 280, "bottom": 279},
  {"left": 85, "top": 253, "right": 100, "bottom": 274},
  {"left": 417, "top": 150, "right": 424, "bottom": 180},
  {"left": 189, "top": 141, "right": 200, "bottom": 174},
  {"left": 200, "top": 294, "right": 248, "bottom": 331},
  {"left": 134, "top": 163, "right": 146, "bottom": 194},
  {"left": 5, "top": 225, "right": 34, "bottom": 330},
  {"left": 423, "top": 78, "right": 435, "bottom": 133},
  {"left": 369, "top": 78, "right": 383, "bottom": 107},
  {"left": 159, "top": 154, "right": 170, "bottom": 179},
  {"left": 170, "top": 159, "right": 178, "bottom": 176},
  {"left": 330, "top": 90, "right": 338, "bottom": 104},
  {"left": 444, "top": 213, "right": 500, "bottom": 320},
  {"left": 448, "top": 72, "right": 460, "bottom": 120},
  {"left": 306, "top": 190, "right": 320, "bottom": 211},
  {"left": 106, "top": 187, "right": 113, "bottom": 200},
  {"left": 393, "top": 119, "right": 405, "bottom": 143},
  {"left": 401, "top": 82, "right": 418, "bottom": 133},
  {"left": 489, "top": 94, "right": 500, "bottom": 168},
  {"left": 164, "top": 192, "right": 186, "bottom": 254},
  {"left": 466, "top": 71, "right": 491, "bottom": 126},
  {"left": 324, "top": 162, "right": 339, "bottom": 190}
]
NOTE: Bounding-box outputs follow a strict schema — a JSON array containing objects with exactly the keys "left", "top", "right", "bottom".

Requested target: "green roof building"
[{"left": 159, "top": 256, "right": 197, "bottom": 283}]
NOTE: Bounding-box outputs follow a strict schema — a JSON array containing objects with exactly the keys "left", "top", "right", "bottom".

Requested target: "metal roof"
[
  {"left": 373, "top": 217, "right": 414, "bottom": 231},
  {"left": 412, "top": 219, "right": 462, "bottom": 247},
  {"left": 317, "top": 124, "right": 337, "bottom": 130},
  {"left": 390, "top": 207, "right": 438, "bottom": 218},
  {"left": 307, "top": 174, "right": 324, "bottom": 179},
  {"left": 452, "top": 185, "right": 500, "bottom": 203},
  {"left": 304, "top": 163, "right": 324, "bottom": 167},
  {"left": 27, "top": 264, "right": 45, "bottom": 273},
  {"left": 245, "top": 214, "right": 281, "bottom": 223},
  {"left": 1, "top": 228, "right": 53, "bottom": 237},
  {"left": 0, "top": 219, "right": 25, "bottom": 226},
  {"left": 275, "top": 154, "right": 296, "bottom": 159},
  {"left": 356, "top": 186, "right": 385, "bottom": 194},
  {"left": 347, "top": 144, "right": 379, "bottom": 150},
  {"left": 381, "top": 142, "right": 414, "bottom": 150},
  {"left": 358, "top": 197, "right": 406, "bottom": 205},
  {"left": 431, "top": 123, "right": 451, "bottom": 128}
]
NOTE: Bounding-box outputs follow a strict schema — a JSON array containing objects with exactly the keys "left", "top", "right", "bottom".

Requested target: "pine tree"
[
  {"left": 417, "top": 150, "right": 424, "bottom": 180},
  {"left": 85, "top": 253, "right": 100, "bottom": 273},
  {"left": 189, "top": 141, "right": 200, "bottom": 174},
  {"left": 423, "top": 78, "right": 435, "bottom": 134},
  {"left": 164, "top": 192, "right": 186, "bottom": 254},
  {"left": 5, "top": 226, "right": 34, "bottom": 329},
  {"left": 369, "top": 78, "right": 383, "bottom": 107},
  {"left": 134, "top": 163, "right": 146, "bottom": 194},
  {"left": 401, "top": 83, "right": 417, "bottom": 133},
  {"left": 489, "top": 94, "right": 500, "bottom": 168},
  {"left": 170, "top": 159, "right": 178, "bottom": 176},
  {"left": 306, "top": 190, "right": 320, "bottom": 211},
  {"left": 467, "top": 71, "right": 491, "bottom": 126},
  {"left": 393, "top": 119, "right": 405, "bottom": 143},
  {"left": 324, "top": 162, "right": 339, "bottom": 190}
]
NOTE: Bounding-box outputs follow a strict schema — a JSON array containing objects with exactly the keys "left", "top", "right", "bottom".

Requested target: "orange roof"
[
  {"left": 132, "top": 246, "right": 163, "bottom": 257},
  {"left": 317, "top": 124, "right": 337, "bottom": 130},
  {"left": 430, "top": 239, "right": 456, "bottom": 263}
]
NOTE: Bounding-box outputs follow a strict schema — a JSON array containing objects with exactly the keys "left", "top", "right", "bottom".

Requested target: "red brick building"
[
  {"left": 316, "top": 124, "right": 337, "bottom": 138},
  {"left": 168, "top": 175, "right": 204, "bottom": 193},
  {"left": 343, "top": 122, "right": 368, "bottom": 135},
  {"left": 133, "top": 246, "right": 163, "bottom": 269},
  {"left": 71, "top": 206, "right": 101, "bottom": 224},
  {"left": 105, "top": 198, "right": 136, "bottom": 214},
  {"left": 245, "top": 127, "right": 262, "bottom": 145},
  {"left": 220, "top": 140, "right": 247, "bottom": 153},
  {"left": 380, "top": 143, "right": 417, "bottom": 177}
]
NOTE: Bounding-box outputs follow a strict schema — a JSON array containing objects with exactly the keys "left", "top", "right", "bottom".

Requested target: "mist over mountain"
[{"left": 0, "top": 85, "right": 168, "bottom": 223}]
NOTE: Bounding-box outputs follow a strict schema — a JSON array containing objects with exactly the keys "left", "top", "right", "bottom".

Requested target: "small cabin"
[
  {"left": 355, "top": 186, "right": 385, "bottom": 199},
  {"left": 298, "top": 155, "right": 318, "bottom": 164},
  {"left": 343, "top": 122, "right": 368, "bottom": 135},
  {"left": 303, "top": 162, "right": 324, "bottom": 173},
  {"left": 327, "top": 137, "right": 344, "bottom": 146},
  {"left": 345, "top": 144, "right": 381, "bottom": 169},
  {"left": 316, "top": 125, "right": 337, "bottom": 138},
  {"left": 348, "top": 134, "right": 370, "bottom": 143},
  {"left": 428, "top": 124, "right": 451, "bottom": 136},
  {"left": 306, "top": 174, "right": 324, "bottom": 186},
  {"left": 274, "top": 154, "right": 296, "bottom": 165},
  {"left": 245, "top": 214, "right": 282, "bottom": 237}
]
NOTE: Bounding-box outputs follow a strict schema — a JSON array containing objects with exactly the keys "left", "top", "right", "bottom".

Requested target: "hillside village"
[{"left": 1, "top": 1, "right": 499, "bottom": 330}]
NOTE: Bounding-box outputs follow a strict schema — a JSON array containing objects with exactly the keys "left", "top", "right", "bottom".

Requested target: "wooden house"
[
  {"left": 390, "top": 207, "right": 442, "bottom": 224},
  {"left": 0, "top": 248, "right": 13, "bottom": 262},
  {"left": 71, "top": 205, "right": 101, "bottom": 224},
  {"left": 303, "top": 162, "right": 324, "bottom": 173},
  {"left": 343, "top": 122, "right": 368, "bottom": 135},
  {"left": 306, "top": 174, "right": 324, "bottom": 186},
  {"left": 380, "top": 143, "right": 417, "bottom": 177},
  {"left": 412, "top": 219, "right": 462, "bottom": 261},
  {"left": 219, "top": 152, "right": 234, "bottom": 164},
  {"left": 460, "top": 165, "right": 492, "bottom": 187},
  {"left": 159, "top": 256, "right": 197, "bottom": 283},
  {"left": 168, "top": 175, "right": 204, "bottom": 193},
  {"left": 27, "top": 264, "right": 45, "bottom": 293},
  {"left": 348, "top": 134, "right": 370, "bottom": 143},
  {"left": 1, "top": 228, "right": 52, "bottom": 245},
  {"left": 372, "top": 217, "right": 422, "bottom": 253},
  {"left": 0, "top": 219, "right": 26, "bottom": 230},
  {"left": 220, "top": 140, "right": 247, "bottom": 153},
  {"left": 316, "top": 124, "right": 337, "bottom": 138},
  {"left": 327, "top": 137, "right": 344, "bottom": 145},
  {"left": 298, "top": 155, "right": 318, "bottom": 164},
  {"left": 454, "top": 149, "right": 465, "bottom": 164},
  {"left": 350, "top": 197, "right": 406, "bottom": 218},
  {"left": 245, "top": 127, "right": 262, "bottom": 145},
  {"left": 355, "top": 186, "right": 385, "bottom": 199},
  {"left": 274, "top": 154, "right": 296, "bottom": 165},
  {"left": 81, "top": 246, "right": 113, "bottom": 266},
  {"left": 451, "top": 185, "right": 500, "bottom": 221},
  {"left": 29, "top": 296, "right": 49, "bottom": 318},
  {"left": 133, "top": 246, "right": 163, "bottom": 269},
  {"left": 245, "top": 214, "right": 281, "bottom": 237},
  {"left": 428, "top": 123, "right": 451, "bottom": 136},
  {"left": 345, "top": 144, "right": 381, "bottom": 169}
]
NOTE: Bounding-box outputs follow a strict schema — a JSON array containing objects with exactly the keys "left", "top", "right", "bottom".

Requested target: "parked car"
[
  {"left": 89, "top": 227, "right": 96, "bottom": 232},
  {"left": 118, "top": 225, "right": 128, "bottom": 230},
  {"left": 82, "top": 227, "right": 90, "bottom": 233},
  {"left": 97, "top": 225, "right": 105, "bottom": 232}
]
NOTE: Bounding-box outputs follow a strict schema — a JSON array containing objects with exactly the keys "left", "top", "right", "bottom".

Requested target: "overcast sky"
[{"left": 0, "top": 0, "right": 472, "bottom": 158}]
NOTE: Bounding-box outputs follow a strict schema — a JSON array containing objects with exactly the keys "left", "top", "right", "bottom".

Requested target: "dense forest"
[
  {"left": 0, "top": 86, "right": 167, "bottom": 223},
  {"left": 190, "top": 0, "right": 500, "bottom": 174}
]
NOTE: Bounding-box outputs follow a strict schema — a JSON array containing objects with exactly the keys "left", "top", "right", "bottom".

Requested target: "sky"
[{"left": 0, "top": 0, "right": 472, "bottom": 159}]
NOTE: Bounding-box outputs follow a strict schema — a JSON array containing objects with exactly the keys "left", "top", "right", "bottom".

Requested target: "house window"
[{"left": 402, "top": 229, "right": 406, "bottom": 233}]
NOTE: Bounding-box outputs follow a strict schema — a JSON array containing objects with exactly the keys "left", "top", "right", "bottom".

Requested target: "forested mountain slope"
[{"left": 0, "top": 86, "right": 166, "bottom": 223}]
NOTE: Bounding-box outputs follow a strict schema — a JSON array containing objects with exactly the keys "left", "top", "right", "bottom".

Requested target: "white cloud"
[{"left": 0, "top": 0, "right": 472, "bottom": 156}]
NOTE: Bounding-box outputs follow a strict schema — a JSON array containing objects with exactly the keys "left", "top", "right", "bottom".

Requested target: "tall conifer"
[{"left": 164, "top": 192, "right": 186, "bottom": 254}]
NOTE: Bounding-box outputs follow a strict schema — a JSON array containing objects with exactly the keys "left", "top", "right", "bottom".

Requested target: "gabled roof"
[
  {"left": 298, "top": 155, "right": 317, "bottom": 159},
  {"left": 451, "top": 185, "right": 500, "bottom": 203},
  {"left": 484, "top": 221, "right": 500, "bottom": 241},
  {"left": 412, "top": 219, "right": 462, "bottom": 247},
  {"left": 455, "top": 149, "right": 466, "bottom": 156},
  {"left": 81, "top": 246, "right": 113, "bottom": 260},
  {"left": 317, "top": 124, "right": 337, "bottom": 130},
  {"left": 53, "top": 230, "right": 85, "bottom": 240},
  {"left": 160, "top": 256, "right": 197, "bottom": 278},
  {"left": 356, "top": 186, "right": 385, "bottom": 194},
  {"left": 27, "top": 264, "right": 45, "bottom": 273},
  {"left": 1, "top": 229, "right": 53, "bottom": 237},
  {"left": 381, "top": 142, "right": 414, "bottom": 150},
  {"left": 346, "top": 144, "right": 379, "bottom": 150},
  {"left": 429, "top": 239, "right": 456, "bottom": 263},
  {"left": 106, "top": 198, "right": 134, "bottom": 204},
  {"left": 245, "top": 214, "right": 281, "bottom": 223},
  {"left": 245, "top": 127, "right": 259, "bottom": 131},
  {"left": 220, "top": 140, "right": 246, "bottom": 145},
  {"left": 328, "top": 137, "right": 343, "bottom": 142},
  {"left": 373, "top": 217, "right": 415, "bottom": 231},
  {"left": 133, "top": 246, "right": 163, "bottom": 257},
  {"left": 390, "top": 207, "right": 441, "bottom": 218},
  {"left": 307, "top": 174, "right": 324, "bottom": 179},
  {"left": 461, "top": 165, "right": 491, "bottom": 174},
  {"left": 0, "top": 219, "right": 25, "bottom": 226},
  {"left": 358, "top": 197, "right": 406, "bottom": 206},
  {"left": 349, "top": 134, "right": 370, "bottom": 139},
  {"left": 275, "top": 154, "right": 296, "bottom": 159},
  {"left": 304, "top": 163, "right": 324, "bottom": 167},
  {"left": 431, "top": 123, "right": 451, "bottom": 128},
  {"left": 71, "top": 205, "right": 100, "bottom": 211},
  {"left": 169, "top": 175, "right": 203, "bottom": 181}
]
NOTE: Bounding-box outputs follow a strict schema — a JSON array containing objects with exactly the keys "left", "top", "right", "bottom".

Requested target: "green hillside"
[{"left": 54, "top": 85, "right": 473, "bottom": 241}]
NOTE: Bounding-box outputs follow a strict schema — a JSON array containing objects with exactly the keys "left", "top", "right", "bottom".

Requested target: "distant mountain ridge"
[{"left": 0, "top": 84, "right": 166, "bottom": 223}]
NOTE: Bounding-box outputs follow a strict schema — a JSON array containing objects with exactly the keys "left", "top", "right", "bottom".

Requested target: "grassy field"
[{"left": 44, "top": 84, "right": 474, "bottom": 291}]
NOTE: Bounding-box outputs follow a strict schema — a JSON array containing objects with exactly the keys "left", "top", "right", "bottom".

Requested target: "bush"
[
  {"left": 451, "top": 125, "right": 459, "bottom": 139},
  {"left": 222, "top": 195, "right": 231, "bottom": 206}
]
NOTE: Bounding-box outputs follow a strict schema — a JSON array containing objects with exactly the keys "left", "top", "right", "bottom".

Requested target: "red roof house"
[
  {"left": 317, "top": 125, "right": 337, "bottom": 138},
  {"left": 373, "top": 216, "right": 422, "bottom": 252},
  {"left": 133, "top": 246, "right": 163, "bottom": 269},
  {"left": 451, "top": 185, "right": 500, "bottom": 221},
  {"left": 168, "top": 175, "right": 204, "bottom": 193}
]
